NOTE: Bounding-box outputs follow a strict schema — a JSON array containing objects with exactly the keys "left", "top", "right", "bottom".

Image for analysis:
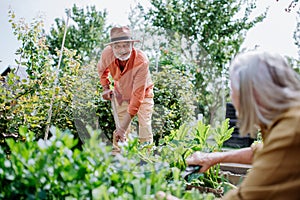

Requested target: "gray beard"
[{"left": 117, "top": 51, "right": 131, "bottom": 61}]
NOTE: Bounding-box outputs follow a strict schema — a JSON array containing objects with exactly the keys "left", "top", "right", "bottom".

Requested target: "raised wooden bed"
[{"left": 220, "top": 163, "right": 251, "bottom": 185}]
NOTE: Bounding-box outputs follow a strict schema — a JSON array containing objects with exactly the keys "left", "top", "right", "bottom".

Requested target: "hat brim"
[{"left": 105, "top": 39, "right": 140, "bottom": 46}]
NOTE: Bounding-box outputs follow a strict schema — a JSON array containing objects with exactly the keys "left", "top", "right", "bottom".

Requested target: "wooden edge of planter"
[
  {"left": 219, "top": 163, "right": 250, "bottom": 186},
  {"left": 220, "top": 163, "right": 252, "bottom": 175},
  {"left": 220, "top": 171, "right": 245, "bottom": 186}
]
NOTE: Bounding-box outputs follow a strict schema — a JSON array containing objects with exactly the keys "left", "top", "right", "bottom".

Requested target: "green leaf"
[{"left": 19, "top": 125, "right": 28, "bottom": 136}]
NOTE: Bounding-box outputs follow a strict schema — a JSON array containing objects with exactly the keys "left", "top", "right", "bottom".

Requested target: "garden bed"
[
  {"left": 186, "top": 184, "right": 223, "bottom": 197},
  {"left": 220, "top": 163, "right": 251, "bottom": 175},
  {"left": 184, "top": 162, "right": 250, "bottom": 197}
]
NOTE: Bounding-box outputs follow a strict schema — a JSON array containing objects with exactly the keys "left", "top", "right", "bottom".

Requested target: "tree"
[
  {"left": 47, "top": 4, "right": 109, "bottom": 65},
  {"left": 143, "top": 0, "right": 267, "bottom": 125}
]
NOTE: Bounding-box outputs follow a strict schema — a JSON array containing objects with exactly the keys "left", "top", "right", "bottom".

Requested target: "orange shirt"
[{"left": 97, "top": 46, "right": 154, "bottom": 116}]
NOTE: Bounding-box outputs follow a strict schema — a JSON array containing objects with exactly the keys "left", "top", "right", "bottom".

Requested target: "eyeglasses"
[{"left": 112, "top": 42, "right": 132, "bottom": 50}]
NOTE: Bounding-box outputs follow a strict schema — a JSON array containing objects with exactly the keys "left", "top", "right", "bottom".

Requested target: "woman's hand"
[
  {"left": 186, "top": 151, "right": 222, "bottom": 173},
  {"left": 186, "top": 147, "right": 254, "bottom": 172}
]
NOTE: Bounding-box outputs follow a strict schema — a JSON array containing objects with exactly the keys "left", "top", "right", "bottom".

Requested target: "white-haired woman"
[{"left": 186, "top": 51, "right": 300, "bottom": 199}]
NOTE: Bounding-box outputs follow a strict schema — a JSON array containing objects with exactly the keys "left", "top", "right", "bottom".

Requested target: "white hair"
[{"left": 230, "top": 51, "right": 300, "bottom": 137}]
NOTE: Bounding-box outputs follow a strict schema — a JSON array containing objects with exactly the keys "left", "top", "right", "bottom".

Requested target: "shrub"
[{"left": 152, "top": 65, "right": 196, "bottom": 144}]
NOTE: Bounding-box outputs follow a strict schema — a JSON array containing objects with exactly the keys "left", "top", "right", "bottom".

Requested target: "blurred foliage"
[{"left": 3, "top": 10, "right": 80, "bottom": 139}]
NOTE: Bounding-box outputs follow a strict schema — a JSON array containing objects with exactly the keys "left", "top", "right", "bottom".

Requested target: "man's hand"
[
  {"left": 114, "top": 113, "right": 133, "bottom": 143},
  {"left": 102, "top": 89, "right": 112, "bottom": 100},
  {"left": 114, "top": 128, "right": 126, "bottom": 142}
]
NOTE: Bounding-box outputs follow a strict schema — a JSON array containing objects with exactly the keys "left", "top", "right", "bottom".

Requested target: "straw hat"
[{"left": 105, "top": 26, "right": 140, "bottom": 45}]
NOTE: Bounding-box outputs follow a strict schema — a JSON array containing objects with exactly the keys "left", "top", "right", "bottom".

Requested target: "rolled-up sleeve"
[{"left": 97, "top": 55, "right": 111, "bottom": 87}]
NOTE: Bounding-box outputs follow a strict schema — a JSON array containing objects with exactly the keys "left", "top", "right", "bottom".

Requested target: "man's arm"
[
  {"left": 97, "top": 58, "right": 111, "bottom": 87},
  {"left": 97, "top": 53, "right": 113, "bottom": 100}
]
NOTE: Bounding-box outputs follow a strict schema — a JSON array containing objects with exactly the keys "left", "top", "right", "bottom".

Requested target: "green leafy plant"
[
  {"left": 152, "top": 65, "right": 196, "bottom": 145},
  {"left": 142, "top": 118, "right": 235, "bottom": 197},
  {"left": 1, "top": 126, "right": 220, "bottom": 199},
  {"left": 213, "top": 119, "right": 234, "bottom": 150}
]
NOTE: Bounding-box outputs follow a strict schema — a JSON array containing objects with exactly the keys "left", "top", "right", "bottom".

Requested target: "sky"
[{"left": 0, "top": 0, "right": 299, "bottom": 73}]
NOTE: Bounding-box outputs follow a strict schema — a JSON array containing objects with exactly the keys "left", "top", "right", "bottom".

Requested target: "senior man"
[{"left": 97, "top": 26, "right": 154, "bottom": 149}]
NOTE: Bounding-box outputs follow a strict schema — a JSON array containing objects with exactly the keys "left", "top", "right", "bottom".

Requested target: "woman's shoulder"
[{"left": 266, "top": 106, "right": 300, "bottom": 143}]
